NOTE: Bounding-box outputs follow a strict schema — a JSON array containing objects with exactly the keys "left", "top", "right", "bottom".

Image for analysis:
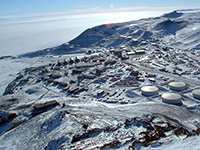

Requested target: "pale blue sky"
[{"left": 0, "top": 0, "right": 200, "bottom": 18}]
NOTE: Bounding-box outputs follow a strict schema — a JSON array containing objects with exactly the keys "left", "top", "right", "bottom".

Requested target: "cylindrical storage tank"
[
  {"left": 141, "top": 86, "right": 158, "bottom": 96},
  {"left": 169, "top": 82, "right": 186, "bottom": 91},
  {"left": 192, "top": 89, "right": 200, "bottom": 100},
  {"left": 162, "top": 93, "right": 182, "bottom": 104}
]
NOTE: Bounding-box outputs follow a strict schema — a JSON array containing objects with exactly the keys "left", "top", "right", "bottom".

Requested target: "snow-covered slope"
[
  {"left": 1, "top": 10, "right": 200, "bottom": 150},
  {"left": 68, "top": 10, "right": 200, "bottom": 50}
]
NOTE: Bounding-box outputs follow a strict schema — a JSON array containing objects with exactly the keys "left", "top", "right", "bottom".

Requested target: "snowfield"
[{"left": 1, "top": 10, "right": 200, "bottom": 150}]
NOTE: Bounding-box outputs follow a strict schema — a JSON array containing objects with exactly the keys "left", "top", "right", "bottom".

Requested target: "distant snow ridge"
[{"left": 162, "top": 11, "right": 183, "bottom": 18}]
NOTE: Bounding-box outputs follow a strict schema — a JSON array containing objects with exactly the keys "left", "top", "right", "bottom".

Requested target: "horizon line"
[{"left": 0, "top": 6, "right": 200, "bottom": 20}]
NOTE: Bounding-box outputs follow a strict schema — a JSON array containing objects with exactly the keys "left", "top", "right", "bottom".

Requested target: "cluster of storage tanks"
[{"left": 141, "top": 81, "right": 200, "bottom": 105}]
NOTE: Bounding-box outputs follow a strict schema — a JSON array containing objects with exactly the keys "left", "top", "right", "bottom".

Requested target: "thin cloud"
[
  {"left": 65, "top": 6, "right": 200, "bottom": 14},
  {"left": 1, "top": 6, "right": 200, "bottom": 20},
  {"left": 0, "top": 9, "right": 20, "bottom": 15}
]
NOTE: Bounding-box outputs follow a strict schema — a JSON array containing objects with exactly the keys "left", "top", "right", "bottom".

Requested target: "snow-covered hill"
[
  {"left": 1, "top": 10, "right": 200, "bottom": 150},
  {"left": 68, "top": 10, "right": 200, "bottom": 50},
  {"left": 15, "top": 10, "right": 200, "bottom": 59}
]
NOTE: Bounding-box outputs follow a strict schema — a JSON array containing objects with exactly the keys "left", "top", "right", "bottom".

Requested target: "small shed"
[
  {"left": 135, "top": 50, "right": 145, "bottom": 55},
  {"left": 51, "top": 71, "right": 62, "bottom": 78},
  {"left": 34, "top": 100, "right": 59, "bottom": 111},
  {"left": 127, "top": 51, "right": 136, "bottom": 55}
]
